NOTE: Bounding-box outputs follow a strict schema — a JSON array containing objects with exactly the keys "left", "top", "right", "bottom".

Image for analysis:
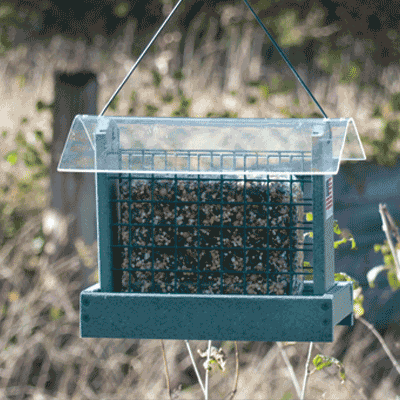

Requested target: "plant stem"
[
  {"left": 160, "top": 339, "right": 172, "bottom": 400},
  {"left": 277, "top": 342, "right": 301, "bottom": 398},
  {"left": 300, "top": 342, "right": 313, "bottom": 400},
  {"left": 357, "top": 315, "right": 400, "bottom": 376},
  {"left": 205, "top": 340, "right": 212, "bottom": 400},
  {"left": 185, "top": 340, "right": 206, "bottom": 397},
  {"left": 379, "top": 203, "right": 400, "bottom": 280}
]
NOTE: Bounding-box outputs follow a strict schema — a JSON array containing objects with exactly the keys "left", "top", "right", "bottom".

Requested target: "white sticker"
[{"left": 325, "top": 175, "right": 333, "bottom": 220}]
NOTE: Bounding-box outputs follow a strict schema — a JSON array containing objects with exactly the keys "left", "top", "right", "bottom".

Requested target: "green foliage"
[
  {"left": 279, "top": 391, "right": 293, "bottom": 400},
  {"left": 109, "top": 95, "right": 120, "bottom": 112},
  {"left": 173, "top": 70, "right": 184, "bottom": 81},
  {"left": 371, "top": 105, "right": 382, "bottom": 118},
  {"left": 162, "top": 93, "right": 174, "bottom": 103},
  {"left": 317, "top": 49, "right": 342, "bottom": 75},
  {"left": 312, "top": 354, "right": 346, "bottom": 383},
  {"left": 5, "top": 151, "right": 18, "bottom": 166},
  {"left": 339, "top": 62, "right": 361, "bottom": 84},
  {"left": 334, "top": 272, "right": 365, "bottom": 317},
  {"left": 0, "top": 112, "right": 50, "bottom": 244},
  {"left": 172, "top": 91, "right": 191, "bottom": 117},
  {"left": 206, "top": 111, "right": 238, "bottom": 118},
  {"left": 145, "top": 104, "right": 159, "bottom": 117},
  {"left": 50, "top": 307, "right": 65, "bottom": 321},
  {"left": 247, "top": 96, "right": 257, "bottom": 104},
  {"left": 391, "top": 93, "right": 400, "bottom": 112},
  {"left": 36, "top": 100, "right": 54, "bottom": 112},
  {"left": 247, "top": 80, "right": 262, "bottom": 87},
  {"left": 152, "top": 69, "right": 162, "bottom": 87},
  {"left": 303, "top": 212, "right": 357, "bottom": 250},
  {"left": 128, "top": 91, "right": 137, "bottom": 115},
  {"left": 259, "top": 85, "right": 271, "bottom": 100},
  {"left": 114, "top": 2, "right": 129, "bottom": 18},
  {"left": 367, "top": 242, "right": 400, "bottom": 291}
]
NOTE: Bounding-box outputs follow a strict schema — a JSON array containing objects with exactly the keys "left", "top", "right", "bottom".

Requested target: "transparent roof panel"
[{"left": 57, "top": 115, "right": 366, "bottom": 175}]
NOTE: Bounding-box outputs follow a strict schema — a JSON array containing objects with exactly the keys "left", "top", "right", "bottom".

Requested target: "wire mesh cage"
[
  {"left": 112, "top": 173, "right": 309, "bottom": 296},
  {"left": 57, "top": 0, "right": 367, "bottom": 342}
]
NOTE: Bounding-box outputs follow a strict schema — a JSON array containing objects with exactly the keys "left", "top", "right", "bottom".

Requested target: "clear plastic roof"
[{"left": 57, "top": 115, "right": 366, "bottom": 175}]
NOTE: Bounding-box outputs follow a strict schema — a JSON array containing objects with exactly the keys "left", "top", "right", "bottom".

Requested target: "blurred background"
[{"left": 1, "top": 0, "right": 400, "bottom": 398}]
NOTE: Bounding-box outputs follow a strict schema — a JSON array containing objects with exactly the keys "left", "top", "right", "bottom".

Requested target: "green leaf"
[
  {"left": 313, "top": 354, "right": 333, "bottom": 370},
  {"left": 374, "top": 244, "right": 382, "bottom": 253},
  {"left": 333, "top": 220, "right": 342, "bottom": 235},
  {"left": 334, "top": 237, "right": 347, "bottom": 249},
  {"left": 387, "top": 270, "right": 400, "bottom": 291},
  {"left": 50, "top": 307, "right": 64, "bottom": 321},
  {"left": 313, "top": 354, "right": 346, "bottom": 383},
  {"left": 350, "top": 237, "right": 357, "bottom": 250},
  {"left": 354, "top": 297, "right": 365, "bottom": 317},
  {"left": 5, "top": 151, "right": 17, "bottom": 165},
  {"left": 306, "top": 212, "right": 313, "bottom": 221},
  {"left": 334, "top": 272, "right": 360, "bottom": 289}
]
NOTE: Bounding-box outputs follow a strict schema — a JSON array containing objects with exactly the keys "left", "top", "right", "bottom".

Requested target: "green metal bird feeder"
[{"left": 57, "top": 0, "right": 366, "bottom": 342}]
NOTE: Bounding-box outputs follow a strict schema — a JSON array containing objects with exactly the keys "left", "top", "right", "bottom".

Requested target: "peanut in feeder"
[{"left": 57, "top": 0, "right": 366, "bottom": 342}]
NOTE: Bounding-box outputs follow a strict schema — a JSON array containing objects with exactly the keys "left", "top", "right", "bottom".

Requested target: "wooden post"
[{"left": 49, "top": 71, "right": 97, "bottom": 289}]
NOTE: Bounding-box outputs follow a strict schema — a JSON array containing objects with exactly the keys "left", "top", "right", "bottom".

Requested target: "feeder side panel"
[
  {"left": 96, "top": 173, "right": 113, "bottom": 292},
  {"left": 312, "top": 175, "right": 334, "bottom": 295}
]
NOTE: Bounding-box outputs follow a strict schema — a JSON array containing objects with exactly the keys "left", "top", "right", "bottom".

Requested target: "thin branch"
[
  {"left": 205, "top": 340, "right": 212, "bottom": 400},
  {"left": 277, "top": 342, "right": 301, "bottom": 398},
  {"left": 379, "top": 203, "right": 400, "bottom": 280},
  {"left": 356, "top": 315, "right": 400, "bottom": 377},
  {"left": 185, "top": 340, "right": 206, "bottom": 397},
  {"left": 160, "top": 340, "right": 172, "bottom": 400},
  {"left": 300, "top": 342, "right": 313, "bottom": 400},
  {"left": 225, "top": 341, "right": 240, "bottom": 400}
]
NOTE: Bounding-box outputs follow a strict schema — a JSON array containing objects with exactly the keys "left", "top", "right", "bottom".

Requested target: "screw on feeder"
[{"left": 57, "top": 0, "right": 367, "bottom": 343}]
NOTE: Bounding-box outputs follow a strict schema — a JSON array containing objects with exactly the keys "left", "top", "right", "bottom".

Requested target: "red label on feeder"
[{"left": 325, "top": 176, "right": 333, "bottom": 220}]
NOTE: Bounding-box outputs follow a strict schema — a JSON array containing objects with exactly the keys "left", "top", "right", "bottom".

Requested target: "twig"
[
  {"left": 277, "top": 342, "right": 301, "bottom": 398},
  {"left": 379, "top": 203, "right": 400, "bottom": 280},
  {"left": 300, "top": 342, "right": 313, "bottom": 400},
  {"left": 225, "top": 341, "right": 239, "bottom": 400},
  {"left": 160, "top": 340, "right": 172, "bottom": 400},
  {"left": 185, "top": 340, "right": 206, "bottom": 397},
  {"left": 205, "top": 340, "right": 212, "bottom": 400},
  {"left": 356, "top": 315, "right": 400, "bottom": 377}
]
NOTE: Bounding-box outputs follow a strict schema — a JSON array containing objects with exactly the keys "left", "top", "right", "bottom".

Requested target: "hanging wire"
[
  {"left": 242, "top": 0, "right": 328, "bottom": 119},
  {"left": 100, "top": 0, "right": 328, "bottom": 119},
  {"left": 99, "top": 0, "right": 185, "bottom": 116}
]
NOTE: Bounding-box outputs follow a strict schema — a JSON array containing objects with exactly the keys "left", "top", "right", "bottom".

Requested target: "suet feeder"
[{"left": 57, "top": 0, "right": 366, "bottom": 342}]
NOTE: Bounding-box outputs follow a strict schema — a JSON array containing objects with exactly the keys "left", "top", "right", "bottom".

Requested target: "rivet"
[
  {"left": 83, "top": 314, "right": 90, "bottom": 322},
  {"left": 82, "top": 298, "right": 90, "bottom": 306},
  {"left": 321, "top": 302, "right": 330, "bottom": 311}
]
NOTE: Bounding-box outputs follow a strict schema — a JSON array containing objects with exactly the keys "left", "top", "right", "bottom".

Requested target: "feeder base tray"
[{"left": 80, "top": 281, "right": 353, "bottom": 342}]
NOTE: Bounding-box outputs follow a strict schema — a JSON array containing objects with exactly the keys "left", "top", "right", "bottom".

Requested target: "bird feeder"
[{"left": 57, "top": 0, "right": 366, "bottom": 342}]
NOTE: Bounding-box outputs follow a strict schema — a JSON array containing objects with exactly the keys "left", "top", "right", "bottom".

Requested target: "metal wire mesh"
[
  {"left": 110, "top": 174, "right": 313, "bottom": 295},
  {"left": 119, "top": 149, "right": 313, "bottom": 174}
]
